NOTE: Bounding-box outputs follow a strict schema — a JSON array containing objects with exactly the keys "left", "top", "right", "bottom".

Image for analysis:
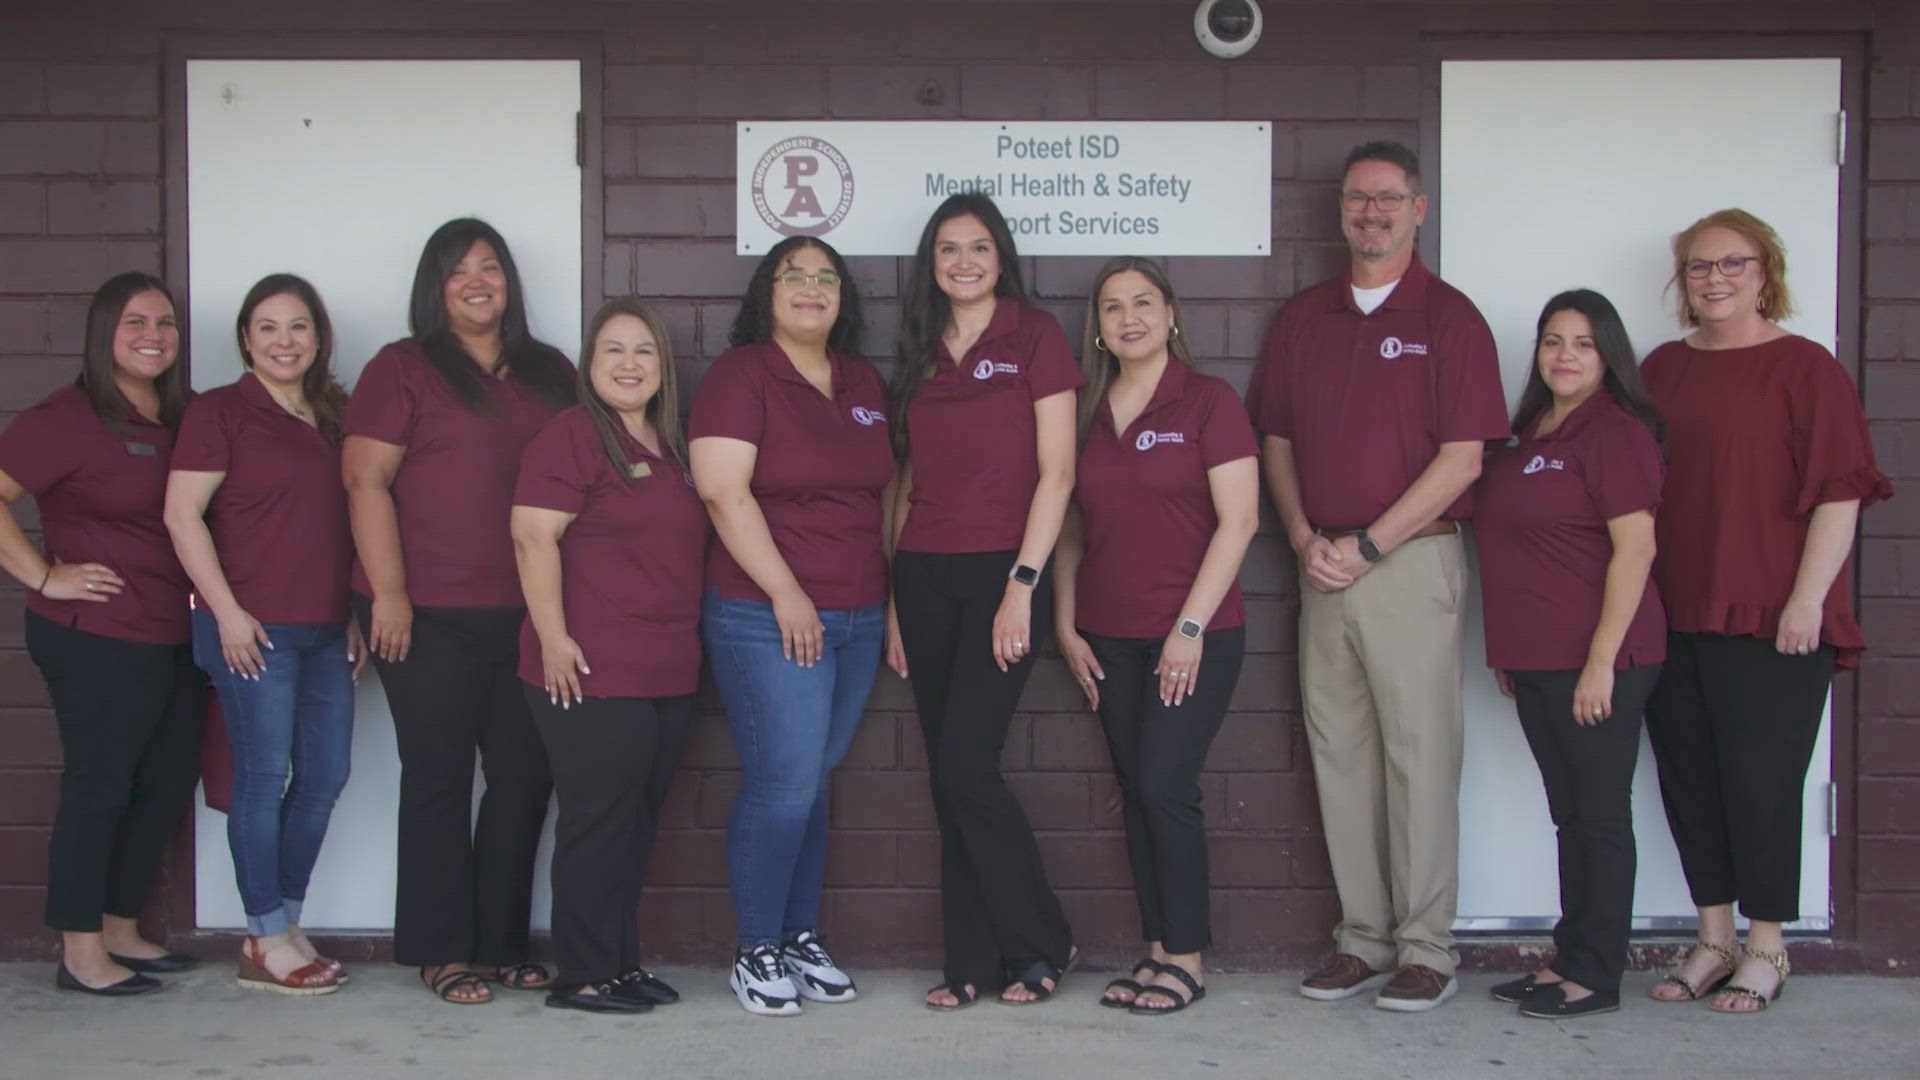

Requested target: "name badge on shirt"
[
  {"left": 125, "top": 441, "right": 157, "bottom": 457},
  {"left": 629, "top": 461, "right": 652, "bottom": 479}
]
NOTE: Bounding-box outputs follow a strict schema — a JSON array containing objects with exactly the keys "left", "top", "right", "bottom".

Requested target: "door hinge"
[
  {"left": 1836, "top": 110, "right": 1846, "bottom": 168},
  {"left": 575, "top": 110, "right": 585, "bottom": 168},
  {"left": 1827, "top": 781, "right": 1839, "bottom": 837}
]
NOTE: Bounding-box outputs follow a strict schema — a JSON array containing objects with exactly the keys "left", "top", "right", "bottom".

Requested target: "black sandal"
[
  {"left": 421, "top": 965, "right": 492, "bottom": 1005},
  {"left": 999, "top": 946, "right": 1078, "bottom": 1006},
  {"left": 1128, "top": 963, "right": 1205, "bottom": 1016},
  {"left": 1101, "top": 957, "right": 1165, "bottom": 1009},
  {"left": 924, "top": 980, "right": 981, "bottom": 1012},
  {"left": 483, "top": 961, "right": 553, "bottom": 990}
]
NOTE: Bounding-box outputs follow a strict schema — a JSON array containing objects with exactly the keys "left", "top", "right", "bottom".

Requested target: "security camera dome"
[{"left": 1194, "top": 0, "right": 1263, "bottom": 59}]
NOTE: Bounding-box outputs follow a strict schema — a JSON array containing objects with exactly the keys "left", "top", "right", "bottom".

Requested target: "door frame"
[
  {"left": 1415, "top": 33, "right": 1868, "bottom": 942},
  {"left": 156, "top": 31, "right": 604, "bottom": 947}
]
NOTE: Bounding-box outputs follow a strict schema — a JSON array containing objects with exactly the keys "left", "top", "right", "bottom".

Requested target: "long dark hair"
[
  {"left": 407, "top": 218, "right": 574, "bottom": 412},
  {"left": 889, "top": 193, "right": 1029, "bottom": 459},
  {"left": 235, "top": 273, "right": 349, "bottom": 439},
  {"left": 580, "top": 297, "right": 687, "bottom": 478},
  {"left": 1076, "top": 256, "right": 1194, "bottom": 444},
  {"left": 78, "top": 271, "right": 189, "bottom": 431},
  {"left": 1512, "top": 289, "right": 1663, "bottom": 445},
  {"left": 727, "top": 235, "right": 864, "bottom": 354}
]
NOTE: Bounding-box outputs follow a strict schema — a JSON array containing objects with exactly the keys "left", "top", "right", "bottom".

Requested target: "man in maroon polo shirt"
[{"left": 1246, "top": 141, "right": 1509, "bottom": 1011}]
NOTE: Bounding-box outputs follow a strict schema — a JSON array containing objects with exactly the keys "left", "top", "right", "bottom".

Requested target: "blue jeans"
[
  {"left": 191, "top": 608, "right": 354, "bottom": 938},
  {"left": 702, "top": 590, "right": 883, "bottom": 947}
]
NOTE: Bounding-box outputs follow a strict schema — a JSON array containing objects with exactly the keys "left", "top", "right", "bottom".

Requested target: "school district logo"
[
  {"left": 751, "top": 136, "right": 855, "bottom": 238},
  {"left": 1378, "top": 336, "right": 1429, "bottom": 359},
  {"left": 1135, "top": 430, "right": 1187, "bottom": 451},
  {"left": 851, "top": 406, "right": 886, "bottom": 425},
  {"left": 973, "top": 359, "right": 1019, "bottom": 380},
  {"left": 1522, "top": 455, "right": 1565, "bottom": 474}
]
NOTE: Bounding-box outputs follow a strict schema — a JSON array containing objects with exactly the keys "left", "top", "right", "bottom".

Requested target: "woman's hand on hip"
[{"left": 41, "top": 561, "right": 123, "bottom": 603}]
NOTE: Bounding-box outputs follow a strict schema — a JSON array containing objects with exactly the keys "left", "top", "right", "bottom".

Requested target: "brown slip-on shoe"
[
  {"left": 1298, "top": 953, "right": 1393, "bottom": 1001},
  {"left": 1374, "top": 963, "right": 1458, "bottom": 1012}
]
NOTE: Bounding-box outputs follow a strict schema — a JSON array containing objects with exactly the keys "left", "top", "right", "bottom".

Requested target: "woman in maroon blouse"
[
  {"left": 166, "top": 274, "right": 361, "bottom": 996},
  {"left": 1642, "top": 209, "right": 1891, "bottom": 1013},
  {"left": 343, "top": 218, "right": 576, "bottom": 1004},
  {"left": 1053, "top": 258, "right": 1259, "bottom": 1015},
  {"left": 512, "top": 298, "right": 709, "bottom": 1014},
  {"left": 0, "top": 272, "right": 202, "bottom": 995},
  {"left": 1474, "top": 289, "right": 1666, "bottom": 1019},
  {"left": 891, "top": 194, "right": 1083, "bottom": 1009}
]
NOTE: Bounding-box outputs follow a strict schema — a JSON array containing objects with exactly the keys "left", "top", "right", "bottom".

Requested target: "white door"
[
  {"left": 186, "top": 59, "right": 583, "bottom": 931},
  {"left": 1440, "top": 58, "right": 1840, "bottom": 930}
]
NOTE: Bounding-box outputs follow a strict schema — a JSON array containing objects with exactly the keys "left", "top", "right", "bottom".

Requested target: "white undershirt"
[{"left": 1351, "top": 279, "right": 1399, "bottom": 315}]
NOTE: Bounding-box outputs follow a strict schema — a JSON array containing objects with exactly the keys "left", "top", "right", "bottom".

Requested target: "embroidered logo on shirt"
[
  {"left": 124, "top": 441, "right": 157, "bottom": 457},
  {"left": 850, "top": 406, "right": 887, "bottom": 425},
  {"left": 1522, "top": 455, "right": 1565, "bottom": 474},
  {"left": 972, "top": 359, "right": 1020, "bottom": 380},
  {"left": 1134, "top": 430, "right": 1188, "bottom": 451},
  {"left": 1379, "top": 336, "right": 1429, "bottom": 360}
]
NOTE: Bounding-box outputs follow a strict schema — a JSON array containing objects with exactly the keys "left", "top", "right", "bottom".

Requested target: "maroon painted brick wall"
[{"left": 2, "top": 1, "right": 1917, "bottom": 970}]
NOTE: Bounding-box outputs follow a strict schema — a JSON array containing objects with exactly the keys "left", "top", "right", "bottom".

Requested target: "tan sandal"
[
  {"left": 1708, "top": 947, "right": 1790, "bottom": 1014},
  {"left": 237, "top": 936, "right": 339, "bottom": 996},
  {"left": 1651, "top": 940, "right": 1739, "bottom": 1002}
]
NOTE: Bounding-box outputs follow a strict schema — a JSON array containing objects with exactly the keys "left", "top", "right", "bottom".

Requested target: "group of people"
[{"left": 0, "top": 139, "right": 1885, "bottom": 1024}]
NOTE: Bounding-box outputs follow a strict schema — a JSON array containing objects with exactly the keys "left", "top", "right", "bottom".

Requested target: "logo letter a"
[{"left": 782, "top": 155, "right": 825, "bottom": 218}]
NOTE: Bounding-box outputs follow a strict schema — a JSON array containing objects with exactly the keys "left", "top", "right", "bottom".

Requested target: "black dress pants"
[
  {"left": 525, "top": 690, "right": 694, "bottom": 991},
  {"left": 1508, "top": 663, "right": 1660, "bottom": 996},
  {"left": 355, "top": 598, "right": 552, "bottom": 966},
  {"left": 1644, "top": 632, "right": 1832, "bottom": 923},
  {"left": 1085, "top": 626, "right": 1243, "bottom": 955},
  {"left": 893, "top": 550, "right": 1072, "bottom": 989},
  {"left": 27, "top": 613, "right": 202, "bottom": 932}
]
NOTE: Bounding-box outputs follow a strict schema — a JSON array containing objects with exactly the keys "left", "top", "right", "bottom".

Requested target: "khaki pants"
[{"left": 1297, "top": 532, "right": 1466, "bottom": 975}]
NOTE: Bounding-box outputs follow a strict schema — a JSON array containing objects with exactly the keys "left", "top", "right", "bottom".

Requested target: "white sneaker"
[
  {"left": 780, "top": 930, "right": 857, "bottom": 1003},
  {"left": 730, "top": 944, "right": 801, "bottom": 1016}
]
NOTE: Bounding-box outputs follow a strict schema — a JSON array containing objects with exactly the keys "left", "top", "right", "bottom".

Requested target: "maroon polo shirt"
[
  {"left": 514, "top": 407, "right": 710, "bottom": 698},
  {"left": 344, "top": 339, "right": 573, "bottom": 610},
  {"left": 1245, "top": 257, "right": 1510, "bottom": 529},
  {"left": 1473, "top": 393, "right": 1667, "bottom": 672},
  {"left": 171, "top": 373, "right": 351, "bottom": 625},
  {"left": 1644, "top": 334, "right": 1893, "bottom": 670},
  {"left": 1074, "top": 361, "right": 1258, "bottom": 639},
  {"left": 898, "top": 298, "right": 1084, "bottom": 554},
  {"left": 0, "top": 383, "right": 191, "bottom": 644},
  {"left": 688, "top": 341, "right": 892, "bottom": 610}
]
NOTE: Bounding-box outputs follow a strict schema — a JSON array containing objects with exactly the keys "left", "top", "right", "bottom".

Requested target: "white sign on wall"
[{"left": 735, "top": 122, "right": 1271, "bottom": 256}]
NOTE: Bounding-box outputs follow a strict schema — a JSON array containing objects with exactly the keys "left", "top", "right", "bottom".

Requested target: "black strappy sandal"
[
  {"left": 999, "top": 946, "right": 1078, "bottom": 1006},
  {"left": 421, "top": 965, "right": 492, "bottom": 1005},
  {"left": 924, "top": 980, "right": 982, "bottom": 1012},
  {"left": 1101, "top": 957, "right": 1165, "bottom": 1009},
  {"left": 1128, "top": 963, "right": 1206, "bottom": 1016},
  {"left": 483, "top": 961, "right": 554, "bottom": 991}
]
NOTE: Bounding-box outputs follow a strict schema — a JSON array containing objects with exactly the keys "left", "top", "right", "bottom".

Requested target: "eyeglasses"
[
  {"left": 1341, "top": 191, "right": 1411, "bottom": 212},
  {"left": 1684, "top": 255, "right": 1760, "bottom": 279},
  {"left": 777, "top": 269, "right": 841, "bottom": 290}
]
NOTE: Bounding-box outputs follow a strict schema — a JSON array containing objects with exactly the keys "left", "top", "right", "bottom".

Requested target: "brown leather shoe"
[
  {"left": 1298, "top": 953, "right": 1392, "bottom": 1001},
  {"left": 1374, "top": 963, "right": 1458, "bottom": 1012}
]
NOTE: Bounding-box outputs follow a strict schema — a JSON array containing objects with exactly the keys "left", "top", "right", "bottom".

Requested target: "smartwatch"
[
  {"left": 1355, "top": 530, "right": 1383, "bottom": 563},
  {"left": 1177, "top": 618, "right": 1204, "bottom": 640},
  {"left": 1008, "top": 563, "right": 1040, "bottom": 587}
]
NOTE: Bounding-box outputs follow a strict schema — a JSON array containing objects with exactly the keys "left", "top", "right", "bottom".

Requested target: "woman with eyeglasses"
[
  {"left": 1639, "top": 209, "right": 1889, "bottom": 1014},
  {"left": 1474, "top": 290, "right": 1666, "bottom": 1020},
  {"left": 890, "top": 193, "right": 1082, "bottom": 1010},
  {"left": 690, "top": 236, "right": 892, "bottom": 1017}
]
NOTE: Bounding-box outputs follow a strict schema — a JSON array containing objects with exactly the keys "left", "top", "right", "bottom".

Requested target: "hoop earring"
[
  {"left": 1095, "top": 336, "right": 1107, "bottom": 353},
  {"left": 1171, "top": 324, "right": 1180, "bottom": 338}
]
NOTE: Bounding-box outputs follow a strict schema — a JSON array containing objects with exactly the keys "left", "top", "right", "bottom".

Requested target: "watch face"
[{"left": 1011, "top": 564, "right": 1039, "bottom": 586}]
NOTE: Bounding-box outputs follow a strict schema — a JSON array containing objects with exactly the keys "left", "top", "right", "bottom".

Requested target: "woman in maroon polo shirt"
[
  {"left": 1474, "top": 289, "right": 1666, "bottom": 1020},
  {"left": 165, "top": 273, "right": 362, "bottom": 996},
  {"left": 510, "top": 297, "right": 709, "bottom": 1014},
  {"left": 890, "top": 193, "right": 1083, "bottom": 1009},
  {"left": 0, "top": 272, "right": 202, "bottom": 995},
  {"left": 1053, "top": 257, "right": 1259, "bottom": 1016},
  {"left": 342, "top": 218, "right": 575, "bottom": 1005},
  {"left": 690, "top": 236, "right": 890, "bottom": 1016},
  {"left": 1642, "top": 209, "right": 1890, "bottom": 1014}
]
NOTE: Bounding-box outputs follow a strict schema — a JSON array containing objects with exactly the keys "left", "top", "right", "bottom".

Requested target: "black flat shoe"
[
  {"left": 545, "top": 983, "right": 654, "bottom": 1014},
  {"left": 1490, "top": 972, "right": 1556, "bottom": 1004},
  {"left": 56, "top": 964, "right": 162, "bottom": 996},
  {"left": 614, "top": 968, "right": 679, "bottom": 1005},
  {"left": 109, "top": 951, "right": 201, "bottom": 974},
  {"left": 1520, "top": 984, "right": 1620, "bottom": 1019}
]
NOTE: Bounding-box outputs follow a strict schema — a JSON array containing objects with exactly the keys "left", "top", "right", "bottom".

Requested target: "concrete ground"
[{"left": 0, "top": 963, "right": 1914, "bottom": 1080}]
